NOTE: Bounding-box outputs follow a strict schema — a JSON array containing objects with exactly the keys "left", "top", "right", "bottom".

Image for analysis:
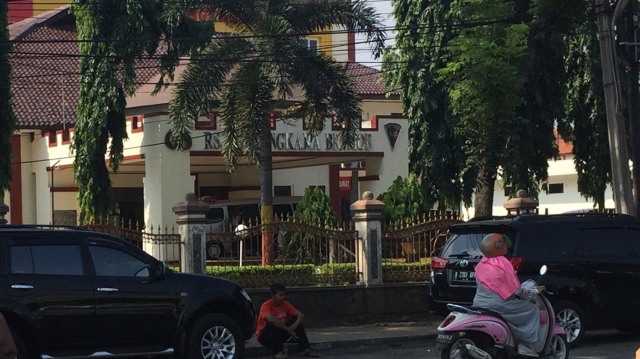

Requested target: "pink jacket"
[{"left": 475, "top": 256, "right": 520, "bottom": 300}]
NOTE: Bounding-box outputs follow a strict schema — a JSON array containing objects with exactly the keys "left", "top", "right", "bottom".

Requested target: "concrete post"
[
  {"left": 0, "top": 202, "right": 8, "bottom": 225},
  {"left": 503, "top": 189, "right": 539, "bottom": 216},
  {"left": 172, "top": 193, "right": 210, "bottom": 274},
  {"left": 350, "top": 191, "right": 385, "bottom": 286}
]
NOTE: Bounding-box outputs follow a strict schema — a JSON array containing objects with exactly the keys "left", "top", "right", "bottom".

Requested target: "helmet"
[{"left": 480, "top": 233, "right": 508, "bottom": 257}]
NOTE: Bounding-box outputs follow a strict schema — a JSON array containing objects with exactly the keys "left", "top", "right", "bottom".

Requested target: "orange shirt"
[{"left": 255, "top": 299, "right": 298, "bottom": 338}]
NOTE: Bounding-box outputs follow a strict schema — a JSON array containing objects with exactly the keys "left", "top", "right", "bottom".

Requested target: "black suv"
[
  {"left": 429, "top": 213, "right": 640, "bottom": 347},
  {"left": 0, "top": 225, "right": 256, "bottom": 359}
]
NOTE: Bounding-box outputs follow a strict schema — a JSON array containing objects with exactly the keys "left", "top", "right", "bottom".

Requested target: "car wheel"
[
  {"left": 206, "top": 242, "right": 223, "bottom": 260},
  {"left": 554, "top": 300, "right": 585, "bottom": 348},
  {"left": 188, "top": 313, "right": 244, "bottom": 359}
]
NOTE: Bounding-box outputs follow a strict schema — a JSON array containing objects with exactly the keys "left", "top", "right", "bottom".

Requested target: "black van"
[{"left": 429, "top": 213, "right": 640, "bottom": 347}]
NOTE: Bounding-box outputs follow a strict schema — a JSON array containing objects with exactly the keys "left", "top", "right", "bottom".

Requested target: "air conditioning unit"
[{"left": 341, "top": 162, "right": 353, "bottom": 169}]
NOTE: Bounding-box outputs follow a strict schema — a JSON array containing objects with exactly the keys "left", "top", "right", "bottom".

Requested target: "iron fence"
[{"left": 86, "top": 214, "right": 461, "bottom": 288}]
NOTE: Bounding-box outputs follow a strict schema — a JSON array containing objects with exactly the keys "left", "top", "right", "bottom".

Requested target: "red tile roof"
[
  {"left": 9, "top": 8, "right": 397, "bottom": 129},
  {"left": 344, "top": 62, "right": 399, "bottom": 97}
]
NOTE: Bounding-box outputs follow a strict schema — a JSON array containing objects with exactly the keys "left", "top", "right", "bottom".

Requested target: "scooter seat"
[
  {"left": 447, "top": 304, "right": 508, "bottom": 322},
  {"left": 465, "top": 306, "right": 512, "bottom": 324}
]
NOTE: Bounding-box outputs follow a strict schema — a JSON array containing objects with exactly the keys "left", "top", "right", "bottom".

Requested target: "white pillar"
[
  {"left": 142, "top": 117, "right": 194, "bottom": 260},
  {"left": 142, "top": 117, "right": 194, "bottom": 228}
]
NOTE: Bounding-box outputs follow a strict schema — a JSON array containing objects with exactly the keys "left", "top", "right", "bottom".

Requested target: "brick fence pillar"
[
  {"left": 173, "top": 193, "right": 209, "bottom": 274},
  {"left": 0, "top": 202, "right": 7, "bottom": 225},
  {"left": 351, "top": 191, "right": 385, "bottom": 286}
]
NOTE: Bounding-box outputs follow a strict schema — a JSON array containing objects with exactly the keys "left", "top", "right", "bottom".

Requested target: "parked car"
[
  {"left": 0, "top": 225, "right": 257, "bottom": 359},
  {"left": 428, "top": 213, "right": 640, "bottom": 348},
  {"left": 204, "top": 196, "right": 301, "bottom": 259}
]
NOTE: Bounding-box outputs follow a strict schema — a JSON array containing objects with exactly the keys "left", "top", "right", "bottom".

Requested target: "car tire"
[
  {"left": 206, "top": 242, "right": 223, "bottom": 260},
  {"left": 554, "top": 300, "right": 585, "bottom": 348},
  {"left": 188, "top": 313, "right": 244, "bottom": 359}
]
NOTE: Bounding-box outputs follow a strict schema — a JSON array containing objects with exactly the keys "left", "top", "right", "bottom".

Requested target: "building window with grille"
[
  {"left": 298, "top": 38, "right": 318, "bottom": 53},
  {"left": 547, "top": 183, "right": 564, "bottom": 194}
]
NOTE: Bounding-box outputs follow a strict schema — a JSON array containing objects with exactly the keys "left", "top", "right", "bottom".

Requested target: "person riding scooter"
[{"left": 473, "top": 233, "right": 545, "bottom": 357}]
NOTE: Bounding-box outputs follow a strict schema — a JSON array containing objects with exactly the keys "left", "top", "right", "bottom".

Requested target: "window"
[
  {"left": 61, "top": 128, "right": 71, "bottom": 144},
  {"left": 195, "top": 112, "right": 217, "bottom": 130},
  {"left": 130, "top": 115, "right": 143, "bottom": 133},
  {"left": 11, "top": 245, "right": 84, "bottom": 276},
  {"left": 48, "top": 131, "right": 57, "bottom": 146},
  {"left": 274, "top": 186, "right": 292, "bottom": 197},
  {"left": 298, "top": 38, "right": 318, "bottom": 53},
  {"left": 206, "top": 207, "right": 225, "bottom": 223},
  {"left": 548, "top": 183, "right": 564, "bottom": 194},
  {"left": 89, "top": 246, "right": 150, "bottom": 277}
]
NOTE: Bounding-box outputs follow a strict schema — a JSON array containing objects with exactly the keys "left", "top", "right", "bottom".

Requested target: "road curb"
[{"left": 245, "top": 333, "right": 438, "bottom": 358}]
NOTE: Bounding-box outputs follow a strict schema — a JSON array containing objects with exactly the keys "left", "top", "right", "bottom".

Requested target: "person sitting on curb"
[
  {"left": 0, "top": 313, "right": 17, "bottom": 359},
  {"left": 256, "top": 283, "right": 318, "bottom": 358}
]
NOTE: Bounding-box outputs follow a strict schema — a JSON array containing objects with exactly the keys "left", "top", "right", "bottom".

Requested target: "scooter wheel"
[
  {"left": 441, "top": 334, "right": 493, "bottom": 359},
  {"left": 547, "top": 334, "right": 568, "bottom": 359}
]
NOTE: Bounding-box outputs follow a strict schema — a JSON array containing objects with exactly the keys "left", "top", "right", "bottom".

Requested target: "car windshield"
[{"left": 440, "top": 233, "right": 487, "bottom": 259}]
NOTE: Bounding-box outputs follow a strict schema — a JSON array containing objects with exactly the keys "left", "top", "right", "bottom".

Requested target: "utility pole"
[
  {"left": 622, "top": 7, "right": 640, "bottom": 214},
  {"left": 595, "top": 0, "right": 636, "bottom": 215}
]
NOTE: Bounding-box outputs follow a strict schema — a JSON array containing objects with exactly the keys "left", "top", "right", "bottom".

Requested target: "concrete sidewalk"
[{"left": 245, "top": 320, "right": 442, "bottom": 358}]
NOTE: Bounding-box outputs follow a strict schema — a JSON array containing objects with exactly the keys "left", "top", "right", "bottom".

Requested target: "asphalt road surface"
[{"left": 281, "top": 330, "right": 640, "bottom": 359}]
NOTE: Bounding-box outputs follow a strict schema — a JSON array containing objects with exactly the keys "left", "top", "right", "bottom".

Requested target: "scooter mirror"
[{"left": 539, "top": 265, "right": 548, "bottom": 276}]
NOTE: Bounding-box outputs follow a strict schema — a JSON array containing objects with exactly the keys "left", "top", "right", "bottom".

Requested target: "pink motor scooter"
[{"left": 435, "top": 265, "right": 568, "bottom": 359}]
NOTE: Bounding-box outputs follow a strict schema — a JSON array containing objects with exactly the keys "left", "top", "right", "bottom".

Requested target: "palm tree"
[
  {"left": 164, "top": 0, "right": 385, "bottom": 265},
  {"left": 0, "top": 0, "right": 16, "bottom": 222}
]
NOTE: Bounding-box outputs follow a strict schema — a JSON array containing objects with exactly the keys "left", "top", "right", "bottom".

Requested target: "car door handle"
[
  {"left": 10, "top": 284, "right": 33, "bottom": 290},
  {"left": 97, "top": 287, "right": 118, "bottom": 292}
]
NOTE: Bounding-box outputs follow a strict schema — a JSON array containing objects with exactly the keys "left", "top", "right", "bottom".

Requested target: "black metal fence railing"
[
  {"left": 86, "top": 214, "right": 461, "bottom": 289},
  {"left": 383, "top": 213, "right": 462, "bottom": 283}
]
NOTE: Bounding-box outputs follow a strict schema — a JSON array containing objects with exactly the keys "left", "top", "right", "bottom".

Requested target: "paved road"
[{"left": 264, "top": 330, "right": 640, "bottom": 359}]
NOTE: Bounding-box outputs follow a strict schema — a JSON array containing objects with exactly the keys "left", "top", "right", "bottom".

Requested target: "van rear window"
[{"left": 206, "top": 208, "right": 224, "bottom": 223}]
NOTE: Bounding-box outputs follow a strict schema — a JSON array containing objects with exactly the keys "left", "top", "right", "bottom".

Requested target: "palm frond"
[
  {"left": 168, "top": 36, "right": 252, "bottom": 150},
  {"left": 285, "top": 0, "right": 386, "bottom": 58},
  {"left": 232, "top": 62, "right": 275, "bottom": 164},
  {"left": 286, "top": 47, "right": 361, "bottom": 147},
  {"left": 219, "top": 86, "right": 243, "bottom": 171}
]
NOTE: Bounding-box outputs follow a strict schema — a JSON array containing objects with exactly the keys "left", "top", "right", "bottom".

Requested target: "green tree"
[
  {"left": 385, "top": 0, "right": 583, "bottom": 217},
  {"left": 382, "top": 0, "right": 474, "bottom": 210},
  {"left": 293, "top": 187, "right": 339, "bottom": 228},
  {"left": 439, "top": 0, "right": 528, "bottom": 216},
  {"left": 377, "top": 175, "right": 430, "bottom": 226},
  {"left": 558, "top": 3, "right": 610, "bottom": 209},
  {"left": 71, "top": 0, "right": 210, "bottom": 223},
  {"left": 164, "top": 0, "right": 385, "bottom": 265},
  {"left": 286, "top": 186, "right": 339, "bottom": 263},
  {"left": 0, "top": 0, "right": 15, "bottom": 206}
]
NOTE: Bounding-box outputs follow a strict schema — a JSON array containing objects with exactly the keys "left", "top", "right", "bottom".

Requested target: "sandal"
[{"left": 274, "top": 352, "right": 288, "bottom": 359}]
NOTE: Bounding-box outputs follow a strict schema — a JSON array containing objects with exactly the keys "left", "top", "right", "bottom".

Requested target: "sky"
[{"left": 355, "top": 0, "right": 395, "bottom": 68}]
